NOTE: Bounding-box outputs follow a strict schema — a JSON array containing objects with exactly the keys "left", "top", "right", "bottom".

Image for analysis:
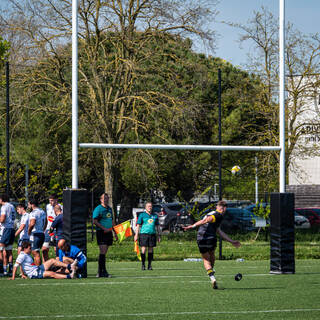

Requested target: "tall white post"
[
  {"left": 72, "top": 0, "right": 79, "bottom": 189},
  {"left": 255, "top": 156, "right": 259, "bottom": 203},
  {"left": 279, "top": 0, "right": 286, "bottom": 193}
]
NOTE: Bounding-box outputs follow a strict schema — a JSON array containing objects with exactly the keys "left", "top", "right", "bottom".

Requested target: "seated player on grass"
[
  {"left": 10, "top": 241, "right": 75, "bottom": 280},
  {"left": 57, "top": 239, "right": 86, "bottom": 277}
]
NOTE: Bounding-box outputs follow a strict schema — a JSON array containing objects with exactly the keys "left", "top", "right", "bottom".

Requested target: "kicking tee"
[{"left": 197, "top": 211, "right": 224, "bottom": 241}]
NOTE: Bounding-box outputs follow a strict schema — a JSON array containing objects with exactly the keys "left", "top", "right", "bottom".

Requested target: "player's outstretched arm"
[
  {"left": 183, "top": 216, "right": 213, "bottom": 231},
  {"left": 217, "top": 228, "right": 241, "bottom": 248}
]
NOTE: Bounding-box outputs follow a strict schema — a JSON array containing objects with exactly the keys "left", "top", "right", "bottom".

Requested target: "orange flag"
[
  {"left": 134, "top": 241, "right": 141, "bottom": 261},
  {"left": 113, "top": 220, "right": 132, "bottom": 243}
]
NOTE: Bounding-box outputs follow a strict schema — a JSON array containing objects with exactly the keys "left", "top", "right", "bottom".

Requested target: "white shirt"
[
  {"left": 29, "top": 208, "right": 46, "bottom": 234},
  {"left": 45, "top": 203, "right": 62, "bottom": 230},
  {"left": 16, "top": 251, "right": 38, "bottom": 278},
  {"left": 0, "top": 202, "right": 15, "bottom": 229},
  {"left": 19, "top": 212, "right": 30, "bottom": 240}
]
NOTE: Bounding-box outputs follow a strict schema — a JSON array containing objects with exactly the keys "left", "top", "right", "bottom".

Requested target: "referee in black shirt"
[{"left": 184, "top": 200, "right": 241, "bottom": 289}]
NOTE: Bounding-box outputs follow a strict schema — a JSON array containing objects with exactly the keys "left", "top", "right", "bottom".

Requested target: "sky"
[{"left": 206, "top": 0, "right": 320, "bottom": 67}]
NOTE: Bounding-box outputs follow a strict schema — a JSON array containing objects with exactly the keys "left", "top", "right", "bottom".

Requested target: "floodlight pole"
[
  {"left": 72, "top": 0, "right": 79, "bottom": 189},
  {"left": 218, "top": 69, "right": 223, "bottom": 260},
  {"left": 279, "top": 0, "right": 286, "bottom": 192}
]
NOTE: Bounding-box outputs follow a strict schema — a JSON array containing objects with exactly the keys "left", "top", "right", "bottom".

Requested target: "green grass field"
[{"left": 1, "top": 259, "right": 320, "bottom": 320}]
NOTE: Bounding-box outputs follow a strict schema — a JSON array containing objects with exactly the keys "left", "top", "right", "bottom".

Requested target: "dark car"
[
  {"left": 176, "top": 202, "right": 216, "bottom": 230},
  {"left": 220, "top": 208, "right": 258, "bottom": 232},
  {"left": 157, "top": 203, "right": 184, "bottom": 232},
  {"left": 295, "top": 208, "right": 320, "bottom": 226}
]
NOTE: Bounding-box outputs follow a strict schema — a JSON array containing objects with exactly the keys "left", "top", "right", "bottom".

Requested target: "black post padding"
[
  {"left": 63, "top": 189, "right": 88, "bottom": 278},
  {"left": 270, "top": 193, "right": 295, "bottom": 274}
]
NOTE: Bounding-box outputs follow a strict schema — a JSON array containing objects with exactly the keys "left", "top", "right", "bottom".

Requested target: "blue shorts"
[
  {"left": 30, "top": 265, "right": 45, "bottom": 279},
  {"left": 77, "top": 255, "right": 87, "bottom": 269},
  {"left": 0, "top": 228, "right": 15, "bottom": 246},
  {"left": 44, "top": 229, "right": 51, "bottom": 243},
  {"left": 30, "top": 233, "right": 45, "bottom": 251},
  {"left": 43, "top": 230, "right": 55, "bottom": 248}
]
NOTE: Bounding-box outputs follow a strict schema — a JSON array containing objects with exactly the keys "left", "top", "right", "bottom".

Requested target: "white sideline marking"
[
  {"left": 16, "top": 273, "right": 273, "bottom": 286},
  {"left": 1, "top": 309, "right": 320, "bottom": 319}
]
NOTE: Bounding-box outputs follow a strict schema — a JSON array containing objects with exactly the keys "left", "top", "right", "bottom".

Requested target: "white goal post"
[
  {"left": 79, "top": 143, "right": 281, "bottom": 152},
  {"left": 72, "top": 0, "right": 286, "bottom": 192}
]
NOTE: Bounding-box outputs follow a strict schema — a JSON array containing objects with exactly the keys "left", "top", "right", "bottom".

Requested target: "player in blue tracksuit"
[{"left": 57, "top": 239, "right": 86, "bottom": 276}]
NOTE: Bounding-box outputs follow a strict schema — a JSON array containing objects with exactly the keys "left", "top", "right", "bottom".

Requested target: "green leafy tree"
[{"left": 229, "top": 7, "right": 320, "bottom": 190}]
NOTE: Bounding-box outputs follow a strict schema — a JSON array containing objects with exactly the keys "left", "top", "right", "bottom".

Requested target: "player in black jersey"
[{"left": 184, "top": 200, "right": 241, "bottom": 289}]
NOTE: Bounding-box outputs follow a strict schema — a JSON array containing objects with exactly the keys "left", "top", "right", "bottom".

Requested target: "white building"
[{"left": 288, "top": 76, "right": 320, "bottom": 185}]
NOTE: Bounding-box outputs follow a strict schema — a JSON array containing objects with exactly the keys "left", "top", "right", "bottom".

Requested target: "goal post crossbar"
[{"left": 79, "top": 143, "right": 281, "bottom": 152}]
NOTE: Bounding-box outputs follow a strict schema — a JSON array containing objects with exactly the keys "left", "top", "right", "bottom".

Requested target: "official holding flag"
[{"left": 134, "top": 202, "right": 160, "bottom": 270}]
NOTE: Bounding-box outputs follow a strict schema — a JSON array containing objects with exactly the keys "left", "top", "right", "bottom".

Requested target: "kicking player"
[
  {"left": 183, "top": 200, "right": 241, "bottom": 289},
  {"left": 134, "top": 202, "right": 161, "bottom": 270},
  {"left": 42, "top": 194, "right": 62, "bottom": 261},
  {"left": 57, "top": 239, "right": 87, "bottom": 277},
  {"left": 28, "top": 198, "right": 47, "bottom": 266},
  {"left": 11, "top": 241, "right": 75, "bottom": 280}
]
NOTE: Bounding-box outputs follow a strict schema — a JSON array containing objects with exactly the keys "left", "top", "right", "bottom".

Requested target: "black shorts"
[
  {"left": 96, "top": 230, "right": 113, "bottom": 246},
  {"left": 197, "top": 238, "right": 217, "bottom": 254},
  {"left": 139, "top": 233, "right": 156, "bottom": 248}
]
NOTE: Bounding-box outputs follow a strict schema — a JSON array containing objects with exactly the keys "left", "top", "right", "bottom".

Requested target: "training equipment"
[
  {"left": 234, "top": 273, "right": 242, "bottom": 281},
  {"left": 231, "top": 165, "right": 241, "bottom": 175}
]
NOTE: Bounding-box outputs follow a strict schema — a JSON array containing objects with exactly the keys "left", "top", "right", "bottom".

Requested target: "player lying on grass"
[
  {"left": 10, "top": 241, "right": 76, "bottom": 280},
  {"left": 183, "top": 200, "right": 241, "bottom": 289}
]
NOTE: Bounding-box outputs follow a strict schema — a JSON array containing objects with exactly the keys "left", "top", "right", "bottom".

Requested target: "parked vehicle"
[
  {"left": 295, "top": 208, "right": 320, "bottom": 227},
  {"left": 294, "top": 211, "right": 311, "bottom": 229},
  {"left": 157, "top": 203, "right": 184, "bottom": 232},
  {"left": 220, "top": 208, "right": 261, "bottom": 232},
  {"left": 298, "top": 208, "right": 320, "bottom": 218},
  {"left": 176, "top": 202, "right": 217, "bottom": 230},
  {"left": 244, "top": 203, "right": 269, "bottom": 227}
]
